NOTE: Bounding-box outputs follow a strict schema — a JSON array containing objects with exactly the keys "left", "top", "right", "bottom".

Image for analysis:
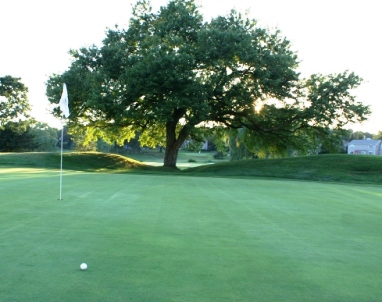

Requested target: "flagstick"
[
  {"left": 59, "top": 124, "right": 64, "bottom": 200},
  {"left": 58, "top": 83, "right": 69, "bottom": 201}
]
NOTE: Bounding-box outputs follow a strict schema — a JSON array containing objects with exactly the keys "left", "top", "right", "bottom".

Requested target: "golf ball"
[{"left": 80, "top": 263, "right": 87, "bottom": 270}]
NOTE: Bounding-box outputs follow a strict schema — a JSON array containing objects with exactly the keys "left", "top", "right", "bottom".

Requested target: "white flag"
[{"left": 59, "top": 83, "right": 70, "bottom": 118}]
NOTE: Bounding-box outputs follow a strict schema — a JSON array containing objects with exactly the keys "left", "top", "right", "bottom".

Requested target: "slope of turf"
[
  {"left": 0, "top": 152, "right": 151, "bottom": 172},
  {"left": 1, "top": 152, "right": 382, "bottom": 184},
  {"left": 184, "top": 154, "right": 382, "bottom": 184},
  {"left": 1, "top": 169, "right": 382, "bottom": 301}
]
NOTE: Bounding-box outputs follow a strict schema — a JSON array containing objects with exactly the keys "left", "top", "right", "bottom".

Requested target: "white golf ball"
[{"left": 80, "top": 263, "right": 87, "bottom": 270}]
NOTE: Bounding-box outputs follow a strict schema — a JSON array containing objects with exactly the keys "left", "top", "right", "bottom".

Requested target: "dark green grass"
[
  {"left": 0, "top": 151, "right": 219, "bottom": 171},
  {"left": 1, "top": 152, "right": 382, "bottom": 184},
  {"left": 185, "top": 154, "right": 382, "bottom": 184},
  {"left": 1, "top": 168, "right": 382, "bottom": 301},
  {"left": 0, "top": 152, "right": 150, "bottom": 172}
]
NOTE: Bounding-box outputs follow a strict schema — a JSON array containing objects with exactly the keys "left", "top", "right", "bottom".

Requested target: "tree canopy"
[
  {"left": 373, "top": 131, "right": 382, "bottom": 140},
  {"left": 46, "top": 0, "right": 370, "bottom": 167},
  {"left": 29, "top": 122, "right": 59, "bottom": 151},
  {"left": 0, "top": 120, "right": 38, "bottom": 152},
  {"left": 0, "top": 75, "right": 31, "bottom": 126}
]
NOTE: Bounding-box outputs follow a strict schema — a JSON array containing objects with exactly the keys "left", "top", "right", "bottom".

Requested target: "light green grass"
[
  {"left": 123, "top": 149, "right": 222, "bottom": 166},
  {"left": 1, "top": 168, "right": 382, "bottom": 301}
]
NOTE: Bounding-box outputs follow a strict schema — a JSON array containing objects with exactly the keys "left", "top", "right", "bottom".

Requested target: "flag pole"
[
  {"left": 58, "top": 83, "right": 70, "bottom": 200},
  {"left": 59, "top": 124, "right": 64, "bottom": 200}
]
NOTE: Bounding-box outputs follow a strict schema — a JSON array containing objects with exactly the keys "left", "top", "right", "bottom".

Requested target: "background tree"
[
  {"left": 0, "top": 121, "right": 38, "bottom": 152},
  {"left": 316, "top": 129, "right": 348, "bottom": 154},
  {"left": 97, "top": 139, "right": 114, "bottom": 153},
  {"left": 347, "top": 130, "right": 374, "bottom": 140},
  {"left": 46, "top": 0, "right": 370, "bottom": 168},
  {"left": 0, "top": 76, "right": 31, "bottom": 126},
  {"left": 372, "top": 131, "right": 382, "bottom": 140},
  {"left": 29, "top": 122, "right": 59, "bottom": 151},
  {"left": 56, "top": 126, "right": 74, "bottom": 150}
]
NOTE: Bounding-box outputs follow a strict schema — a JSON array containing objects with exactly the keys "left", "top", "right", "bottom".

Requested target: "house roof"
[{"left": 349, "top": 139, "right": 381, "bottom": 145}]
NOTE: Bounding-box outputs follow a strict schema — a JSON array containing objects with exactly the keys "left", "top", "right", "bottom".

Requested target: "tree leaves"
[
  {"left": 0, "top": 76, "right": 31, "bottom": 126},
  {"left": 45, "top": 0, "right": 370, "bottom": 167}
]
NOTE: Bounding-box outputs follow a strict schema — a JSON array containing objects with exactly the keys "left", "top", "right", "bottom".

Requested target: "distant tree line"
[
  {"left": 0, "top": 76, "right": 60, "bottom": 152},
  {"left": 0, "top": 121, "right": 61, "bottom": 152}
]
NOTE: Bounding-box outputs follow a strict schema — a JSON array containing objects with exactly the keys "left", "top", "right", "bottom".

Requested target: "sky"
[{"left": 1, "top": 0, "right": 380, "bottom": 133}]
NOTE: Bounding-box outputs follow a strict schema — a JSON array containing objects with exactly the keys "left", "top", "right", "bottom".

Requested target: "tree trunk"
[
  {"left": 163, "top": 121, "right": 191, "bottom": 168},
  {"left": 164, "top": 144, "right": 180, "bottom": 168}
]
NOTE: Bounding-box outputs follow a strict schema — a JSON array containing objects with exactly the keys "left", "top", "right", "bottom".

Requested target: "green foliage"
[
  {"left": 373, "top": 131, "right": 382, "bottom": 140},
  {"left": 213, "top": 152, "right": 225, "bottom": 159},
  {"left": 302, "top": 72, "right": 370, "bottom": 127},
  {"left": 0, "top": 121, "right": 38, "bottom": 152},
  {"left": 60, "top": 126, "right": 74, "bottom": 150},
  {"left": 317, "top": 129, "right": 348, "bottom": 154},
  {"left": 96, "top": 139, "right": 113, "bottom": 153},
  {"left": 29, "top": 122, "right": 59, "bottom": 151},
  {"left": 228, "top": 128, "right": 254, "bottom": 159},
  {"left": 0, "top": 76, "right": 31, "bottom": 125},
  {"left": 0, "top": 77, "right": 40, "bottom": 152},
  {"left": 184, "top": 140, "right": 203, "bottom": 151},
  {"left": 69, "top": 126, "right": 98, "bottom": 151},
  {"left": 46, "top": 0, "right": 370, "bottom": 168},
  {"left": 138, "top": 124, "right": 166, "bottom": 148},
  {"left": 351, "top": 131, "right": 372, "bottom": 140}
]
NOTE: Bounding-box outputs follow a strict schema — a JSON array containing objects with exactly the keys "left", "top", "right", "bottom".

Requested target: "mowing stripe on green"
[{"left": 1, "top": 169, "right": 382, "bottom": 301}]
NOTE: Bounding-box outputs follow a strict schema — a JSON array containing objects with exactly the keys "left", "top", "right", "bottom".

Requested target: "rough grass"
[
  {"left": 0, "top": 152, "right": 148, "bottom": 172},
  {"left": 1, "top": 152, "right": 382, "bottom": 184},
  {"left": 184, "top": 154, "right": 382, "bottom": 184}
]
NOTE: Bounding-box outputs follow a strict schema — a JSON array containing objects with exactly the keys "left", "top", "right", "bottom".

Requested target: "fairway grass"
[{"left": 1, "top": 168, "right": 382, "bottom": 301}]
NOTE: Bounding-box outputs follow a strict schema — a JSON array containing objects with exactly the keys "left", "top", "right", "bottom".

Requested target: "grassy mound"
[
  {"left": 0, "top": 152, "right": 150, "bottom": 172},
  {"left": 184, "top": 154, "right": 382, "bottom": 184},
  {"left": 1, "top": 152, "right": 381, "bottom": 184}
]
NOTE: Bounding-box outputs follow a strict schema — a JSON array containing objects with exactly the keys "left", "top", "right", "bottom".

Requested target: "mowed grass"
[{"left": 1, "top": 167, "right": 382, "bottom": 301}]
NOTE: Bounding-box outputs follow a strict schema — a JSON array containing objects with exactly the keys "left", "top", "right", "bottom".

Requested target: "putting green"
[{"left": 1, "top": 168, "right": 382, "bottom": 301}]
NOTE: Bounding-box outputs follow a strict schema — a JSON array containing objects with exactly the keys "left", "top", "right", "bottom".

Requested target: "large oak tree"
[
  {"left": 46, "top": 0, "right": 370, "bottom": 167},
  {"left": 0, "top": 76, "right": 31, "bottom": 126}
]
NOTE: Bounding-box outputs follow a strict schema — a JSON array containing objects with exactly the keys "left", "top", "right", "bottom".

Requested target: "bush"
[{"left": 213, "top": 152, "right": 225, "bottom": 159}]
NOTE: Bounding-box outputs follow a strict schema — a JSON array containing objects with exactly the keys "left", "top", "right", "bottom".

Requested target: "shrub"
[{"left": 213, "top": 152, "right": 225, "bottom": 159}]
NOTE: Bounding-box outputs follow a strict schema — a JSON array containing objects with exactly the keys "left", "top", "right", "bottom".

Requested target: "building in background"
[{"left": 347, "top": 139, "right": 382, "bottom": 155}]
